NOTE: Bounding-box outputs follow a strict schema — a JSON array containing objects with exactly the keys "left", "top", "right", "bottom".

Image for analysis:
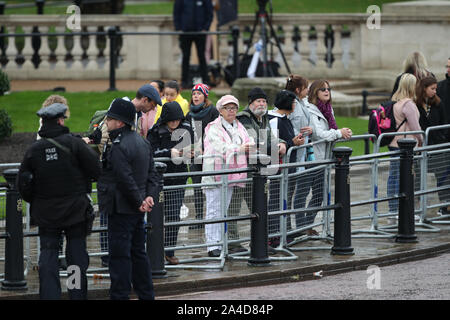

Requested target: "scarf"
[
  {"left": 316, "top": 99, "right": 338, "bottom": 130},
  {"left": 189, "top": 103, "right": 212, "bottom": 120},
  {"left": 221, "top": 116, "right": 242, "bottom": 145}
]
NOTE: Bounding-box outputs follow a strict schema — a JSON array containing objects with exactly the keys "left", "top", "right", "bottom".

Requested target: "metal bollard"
[
  {"left": 248, "top": 154, "right": 271, "bottom": 267},
  {"left": 331, "top": 147, "right": 354, "bottom": 256},
  {"left": 396, "top": 139, "right": 418, "bottom": 243},
  {"left": 147, "top": 162, "right": 167, "bottom": 278},
  {"left": 1, "top": 169, "right": 27, "bottom": 291}
]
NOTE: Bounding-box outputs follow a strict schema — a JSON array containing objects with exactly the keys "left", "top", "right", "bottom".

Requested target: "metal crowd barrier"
[{"left": 1, "top": 128, "right": 450, "bottom": 286}]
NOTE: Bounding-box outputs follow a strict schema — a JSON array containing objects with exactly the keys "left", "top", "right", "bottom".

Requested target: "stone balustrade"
[{"left": 0, "top": 6, "right": 449, "bottom": 86}]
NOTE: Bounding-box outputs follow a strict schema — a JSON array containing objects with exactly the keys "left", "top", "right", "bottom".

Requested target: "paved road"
[{"left": 159, "top": 253, "right": 450, "bottom": 300}]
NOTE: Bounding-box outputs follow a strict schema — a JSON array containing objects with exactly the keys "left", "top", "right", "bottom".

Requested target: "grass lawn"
[
  {"left": 4, "top": 0, "right": 412, "bottom": 15},
  {"left": 0, "top": 90, "right": 373, "bottom": 155}
]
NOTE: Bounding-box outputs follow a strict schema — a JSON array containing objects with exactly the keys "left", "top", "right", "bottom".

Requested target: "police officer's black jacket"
[
  {"left": 17, "top": 122, "right": 101, "bottom": 228},
  {"left": 98, "top": 126, "right": 158, "bottom": 215},
  {"left": 148, "top": 120, "right": 194, "bottom": 186}
]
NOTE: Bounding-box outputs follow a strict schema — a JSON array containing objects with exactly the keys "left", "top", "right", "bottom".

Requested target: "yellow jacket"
[{"left": 153, "top": 94, "right": 190, "bottom": 124}]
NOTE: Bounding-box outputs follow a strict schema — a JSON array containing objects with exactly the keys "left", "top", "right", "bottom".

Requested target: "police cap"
[{"left": 36, "top": 103, "right": 68, "bottom": 120}]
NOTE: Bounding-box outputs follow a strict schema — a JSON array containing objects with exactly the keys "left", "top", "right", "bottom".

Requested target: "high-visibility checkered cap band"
[{"left": 192, "top": 83, "right": 209, "bottom": 97}]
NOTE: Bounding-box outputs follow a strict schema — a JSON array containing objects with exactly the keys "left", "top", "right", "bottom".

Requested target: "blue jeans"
[
  {"left": 387, "top": 146, "right": 400, "bottom": 212},
  {"left": 108, "top": 213, "right": 154, "bottom": 300},
  {"left": 293, "top": 167, "right": 324, "bottom": 228}
]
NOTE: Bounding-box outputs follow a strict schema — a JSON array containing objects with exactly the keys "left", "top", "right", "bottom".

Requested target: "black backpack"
[{"left": 368, "top": 100, "right": 406, "bottom": 147}]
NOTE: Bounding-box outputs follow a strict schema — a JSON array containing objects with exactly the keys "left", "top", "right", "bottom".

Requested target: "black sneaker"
[{"left": 208, "top": 249, "right": 221, "bottom": 257}]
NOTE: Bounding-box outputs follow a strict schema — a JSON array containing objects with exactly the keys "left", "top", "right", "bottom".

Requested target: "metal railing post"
[
  {"left": 107, "top": 26, "right": 117, "bottom": 91},
  {"left": 147, "top": 162, "right": 167, "bottom": 278},
  {"left": 232, "top": 25, "right": 240, "bottom": 82},
  {"left": 331, "top": 147, "right": 354, "bottom": 255},
  {"left": 361, "top": 90, "right": 368, "bottom": 115},
  {"left": 35, "top": 0, "right": 44, "bottom": 14},
  {"left": 396, "top": 139, "right": 418, "bottom": 243},
  {"left": 248, "top": 155, "right": 271, "bottom": 266},
  {"left": 1, "top": 169, "right": 27, "bottom": 291}
]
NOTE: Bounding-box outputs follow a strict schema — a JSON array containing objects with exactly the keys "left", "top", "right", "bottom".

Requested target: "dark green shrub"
[
  {"left": 0, "top": 69, "right": 10, "bottom": 96},
  {"left": 0, "top": 109, "right": 13, "bottom": 140}
]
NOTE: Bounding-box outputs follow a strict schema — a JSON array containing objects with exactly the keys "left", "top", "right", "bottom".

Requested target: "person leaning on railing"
[
  {"left": 304, "top": 79, "right": 352, "bottom": 234},
  {"left": 147, "top": 101, "right": 194, "bottom": 266},
  {"left": 201, "top": 94, "right": 254, "bottom": 258}
]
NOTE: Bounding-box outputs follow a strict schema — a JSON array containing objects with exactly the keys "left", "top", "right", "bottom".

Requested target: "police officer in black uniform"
[
  {"left": 99, "top": 98, "right": 158, "bottom": 300},
  {"left": 17, "top": 103, "right": 101, "bottom": 300}
]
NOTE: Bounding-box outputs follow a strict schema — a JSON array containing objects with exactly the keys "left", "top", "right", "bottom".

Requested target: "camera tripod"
[{"left": 244, "top": 0, "right": 291, "bottom": 77}]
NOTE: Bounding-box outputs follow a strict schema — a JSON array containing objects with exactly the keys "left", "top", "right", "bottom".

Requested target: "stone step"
[{"left": 341, "top": 87, "right": 389, "bottom": 96}]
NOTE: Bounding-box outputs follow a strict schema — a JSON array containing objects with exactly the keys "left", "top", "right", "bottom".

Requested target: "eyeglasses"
[
  {"left": 446, "top": 65, "right": 450, "bottom": 69},
  {"left": 319, "top": 87, "right": 332, "bottom": 92},
  {"left": 223, "top": 106, "right": 238, "bottom": 112}
]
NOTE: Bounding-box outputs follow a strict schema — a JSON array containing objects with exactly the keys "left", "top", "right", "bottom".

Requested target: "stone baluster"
[
  {"left": 70, "top": 31, "right": 84, "bottom": 70},
  {"left": 332, "top": 24, "right": 344, "bottom": 71},
  {"left": 5, "top": 28, "right": 18, "bottom": 71},
  {"left": 278, "top": 24, "right": 293, "bottom": 75},
  {"left": 21, "top": 26, "right": 35, "bottom": 70},
  {"left": 117, "top": 28, "right": 126, "bottom": 69},
  {"left": 219, "top": 28, "right": 230, "bottom": 65},
  {"left": 54, "top": 26, "right": 67, "bottom": 70},
  {"left": 85, "top": 26, "right": 98, "bottom": 70},
  {"left": 315, "top": 24, "right": 327, "bottom": 69},
  {"left": 101, "top": 27, "right": 110, "bottom": 70},
  {"left": 298, "top": 25, "right": 311, "bottom": 72},
  {"left": 39, "top": 26, "right": 52, "bottom": 69},
  {"left": 348, "top": 24, "right": 358, "bottom": 70}
]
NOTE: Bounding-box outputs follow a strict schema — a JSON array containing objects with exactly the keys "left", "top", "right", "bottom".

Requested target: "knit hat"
[
  {"left": 36, "top": 103, "right": 68, "bottom": 120},
  {"left": 216, "top": 95, "right": 239, "bottom": 111},
  {"left": 274, "top": 90, "right": 297, "bottom": 111},
  {"left": 248, "top": 87, "right": 268, "bottom": 104},
  {"left": 159, "top": 101, "right": 184, "bottom": 124},
  {"left": 192, "top": 83, "right": 209, "bottom": 97},
  {"left": 106, "top": 98, "right": 136, "bottom": 127},
  {"left": 138, "top": 84, "right": 162, "bottom": 106}
]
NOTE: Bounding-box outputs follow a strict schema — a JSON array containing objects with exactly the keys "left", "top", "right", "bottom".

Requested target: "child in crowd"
[{"left": 154, "top": 80, "right": 189, "bottom": 124}]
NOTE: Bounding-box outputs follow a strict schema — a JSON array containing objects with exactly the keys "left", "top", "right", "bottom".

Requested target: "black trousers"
[
  {"left": 38, "top": 221, "right": 89, "bottom": 300},
  {"left": 179, "top": 34, "right": 209, "bottom": 86},
  {"left": 108, "top": 213, "right": 154, "bottom": 300}
]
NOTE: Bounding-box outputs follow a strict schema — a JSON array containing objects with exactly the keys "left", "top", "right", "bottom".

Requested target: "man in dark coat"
[
  {"left": 173, "top": 0, "right": 213, "bottom": 88},
  {"left": 17, "top": 103, "right": 101, "bottom": 300},
  {"left": 99, "top": 98, "right": 158, "bottom": 300}
]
